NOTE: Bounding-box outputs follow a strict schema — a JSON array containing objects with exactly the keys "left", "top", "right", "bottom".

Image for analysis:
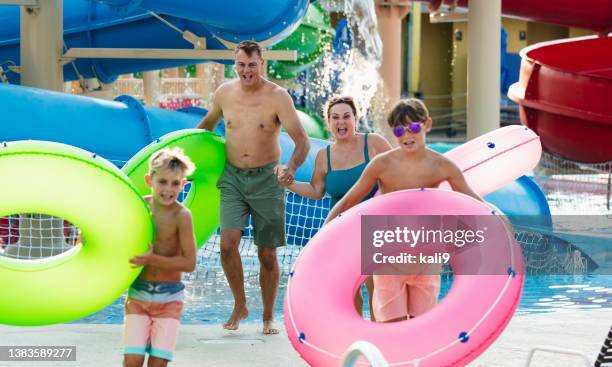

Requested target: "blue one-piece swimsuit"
[{"left": 325, "top": 133, "right": 378, "bottom": 209}]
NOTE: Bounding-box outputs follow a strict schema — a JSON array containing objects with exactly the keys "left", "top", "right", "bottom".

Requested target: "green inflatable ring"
[
  {"left": 0, "top": 141, "right": 152, "bottom": 326},
  {"left": 122, "top": 129, "right": 226, "bottom": 248}
]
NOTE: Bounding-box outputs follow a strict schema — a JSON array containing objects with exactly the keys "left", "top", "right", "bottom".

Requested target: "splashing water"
[
  {"left": 295, "top": 0, "right": 388, "bottom": 133},
  {"left": 344, "top": 0, "right": 382, "bottom": 64},
  {"left": 339, "top": 0, "right": 386, "bottom": 130}
]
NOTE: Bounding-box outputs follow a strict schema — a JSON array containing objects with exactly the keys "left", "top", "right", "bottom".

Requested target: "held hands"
[
  {"left": 274, "top": 164, "right": 295, "bottom": 187},
  {"left": 129, "top": 245, "right": 154, "bottom": 268}
]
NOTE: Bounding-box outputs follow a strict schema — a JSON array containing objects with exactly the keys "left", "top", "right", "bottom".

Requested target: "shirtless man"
[{"left": 197, "top": 41, "right": 310, "bottom": 334}]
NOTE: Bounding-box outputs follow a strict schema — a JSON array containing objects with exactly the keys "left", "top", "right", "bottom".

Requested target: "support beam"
[
  {"left": 407, "top": 1, "right": 422, "bottom": 96},
  {"left": 20, "top": 0, "right": 63, "bottom": 90},
  {"left": 142, "top": 70, "right": 161, "bottom": 106},
  {"left": 467, "top": 0, "right": 500, "bottom": 139},
  {"left": 0, "top": 0, "right": 38, "bottom": 5},
  {"left": 62, "top": 48, "right": 297, "bottom": 63},
  {"left": 375, "top": 1, "right": 410, "bottom": 104}
]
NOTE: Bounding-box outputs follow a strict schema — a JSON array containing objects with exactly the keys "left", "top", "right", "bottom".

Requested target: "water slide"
[
  {"left": 425, "top": 0, "right": 612, "bottom": 164},
  {"left": 0, "top": 0, "right": 310, "bottom": 84},
  {"left": 0, "top": 0, "right": 551, "bottom": 222},
  {"left": 0, "top": 82, "right": 548, "bottom": 223},
  {"left": 1, "top": 0, "right": 607, "bottom": 163},
  {"left": 508, "top": 36, "right": 612, "bottom": 163},
  {"left": 267, "top": 2, "right": 333, "bottom": 80}
]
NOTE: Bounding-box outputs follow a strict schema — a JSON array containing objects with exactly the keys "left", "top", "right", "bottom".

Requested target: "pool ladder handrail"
[
  {"left": 341, "top": 341, "right": 390, "bottom": 367},
  {"left": 525, "top": 346, "right": 592, "bottom": 367}
]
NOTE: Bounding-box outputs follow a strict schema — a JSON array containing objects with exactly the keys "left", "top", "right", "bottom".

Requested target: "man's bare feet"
[
  {"left": 223, "top": 307, "right": 248, "bottom": 330},
  {"left": 262, "top": 319, "right": 279, "bottom": 335}
]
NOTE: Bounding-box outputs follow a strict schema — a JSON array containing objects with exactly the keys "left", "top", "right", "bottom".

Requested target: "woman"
[{"left": 288, "top": 95, "right": 392, "bottom": 319}]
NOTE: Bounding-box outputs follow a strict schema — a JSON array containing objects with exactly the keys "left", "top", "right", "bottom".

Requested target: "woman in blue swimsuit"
[{"left": 288, "top": 95, "right": 392, "bottom": 319}]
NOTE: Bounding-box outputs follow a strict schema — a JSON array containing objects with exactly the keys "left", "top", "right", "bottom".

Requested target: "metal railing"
[{"left": 341, "top": 341, "right": 389, "bottom": 367}]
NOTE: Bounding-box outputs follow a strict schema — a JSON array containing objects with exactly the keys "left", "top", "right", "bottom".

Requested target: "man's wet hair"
[
  {"left": 149, "top": 147, "right": 195, "bottom": 177},
  {"left": 235, "top": 41, "right": 262, "bottom": 58},
  {"left": 387, "top": 98, "right": 430, "bottom": 127}
]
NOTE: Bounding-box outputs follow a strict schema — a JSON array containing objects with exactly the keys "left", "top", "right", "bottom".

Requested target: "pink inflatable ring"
[
  {"left": 285, "top": 126, "right": 541, "bottom": 366},
  {"left": 285, "top": 190, "right": 524, "bottom": 366}
]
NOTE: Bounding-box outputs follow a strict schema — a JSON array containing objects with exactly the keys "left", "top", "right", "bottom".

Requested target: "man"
[{"left": 197, "top": 41, "right": 310, "bottom": 334}]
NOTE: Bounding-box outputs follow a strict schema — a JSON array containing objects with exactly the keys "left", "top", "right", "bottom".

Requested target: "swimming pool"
[
  {"left": 77, "top": 269, "right": 612, "bottom": 324},
  {"left": 76, "top": 150, "right": 611, "bottom": 324}
]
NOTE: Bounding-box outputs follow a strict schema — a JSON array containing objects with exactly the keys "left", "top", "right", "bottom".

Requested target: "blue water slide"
[
  {"left": 95, "top": 0, "right": 310, "bottom": 43},
  {"left": 0, "top": 0, "right": 310, "bottom": 84},
  {"left": 0, "top": 83, "right": 196, "bottom": 165},
  {"left": 0, "top": 82, "right": 326, "bottom": 175},
  {"left": 485, "top": 175, "right": 552, "bottom": 228},
  {"left": 485, "top": 176, "right": 551, "bottom": 217},
  {"left": 0, "top": 83, "right": 550, "bottom": 245}
]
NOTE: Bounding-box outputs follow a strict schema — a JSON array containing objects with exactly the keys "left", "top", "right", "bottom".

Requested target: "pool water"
[
  {"left": 76, "top": 149, "right": 611, "bottom": 325},
  {"left": 77, "top": 270, "right": 612, "bottom": 324},
  {"left": 515, "top": 275, "right": 612, "bottom": 315}
]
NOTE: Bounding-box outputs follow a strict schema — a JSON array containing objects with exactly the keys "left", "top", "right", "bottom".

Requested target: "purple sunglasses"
[{"left": 393, "top": 122, "right": 422, "bottom": 137}]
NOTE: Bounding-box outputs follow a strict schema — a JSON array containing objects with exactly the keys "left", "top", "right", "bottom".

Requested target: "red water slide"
[
  {"left": 508, "top": 36, "right": 612, "bottom": 163},
  {"left": 426, "top": 0, "right": 612, "bottom": 163}
]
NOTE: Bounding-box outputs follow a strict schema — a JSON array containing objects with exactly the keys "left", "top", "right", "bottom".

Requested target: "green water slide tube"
[
  {"left": 297, "top": 108, "right": 328, "bottom": 139},
  {"left": 267, "top": 2, "right": 333, "bottom": 80}
]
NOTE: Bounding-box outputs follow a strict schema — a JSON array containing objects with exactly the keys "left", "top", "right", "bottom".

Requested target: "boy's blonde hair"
[
  {"left": 387, "top": 98, "right": 429, "bottom": 127},
  {"left": 148, "top": 147, "right": 195, "bottom": 177}
]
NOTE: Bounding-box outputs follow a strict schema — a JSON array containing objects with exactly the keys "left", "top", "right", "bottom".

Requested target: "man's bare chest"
[
  {"left": 223, "top": 97, "right": 277, "bottom": 121},
  {"left": 224, "top": 112, "right": 279, "bottom": 133}
]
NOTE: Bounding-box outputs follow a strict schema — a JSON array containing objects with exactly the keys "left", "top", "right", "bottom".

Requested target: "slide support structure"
[
  {"left": 467, "top": 0, "right": 500, "bottom": 139},
  {"left": 20, "top": 0, "right": 63, "bottom": 90}
]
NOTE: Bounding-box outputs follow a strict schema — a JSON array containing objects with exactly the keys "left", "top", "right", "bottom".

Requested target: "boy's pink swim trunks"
[
  {"left": 123, "top": 279, "right": 184, "bottom": 361},
  {"left": 373, "top": 274, "right": 441, "bottom": 322}
]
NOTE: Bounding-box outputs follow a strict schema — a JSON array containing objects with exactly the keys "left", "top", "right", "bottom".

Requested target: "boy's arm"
[
  {"left": 324, "top": 158, "right": 381, "bottom": 224},
  {"left": 129, "top": 210, "right": 197, "bottom": 272},
  {"left": 287, "top": 148, "right": 327, "bottom": 199},
  {"left": 444, "top": 157, "right": 515, "bottom": 234},
  {"left": 445, "top": 158, "right": 515, "bottom": 232},
  {"left": 444, "top": 159, "right": 483, "bottom": 202},
  {"left": 196, "top": 87, "right": 223, "bottom": 132},
  {"left": 176, "top": 209, "right": 197, "bottom": 272}
]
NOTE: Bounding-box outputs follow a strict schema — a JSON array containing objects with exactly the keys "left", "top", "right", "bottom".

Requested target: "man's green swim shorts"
[{"left": 216, "top": 161, "right": 286, "bottom": 248}]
